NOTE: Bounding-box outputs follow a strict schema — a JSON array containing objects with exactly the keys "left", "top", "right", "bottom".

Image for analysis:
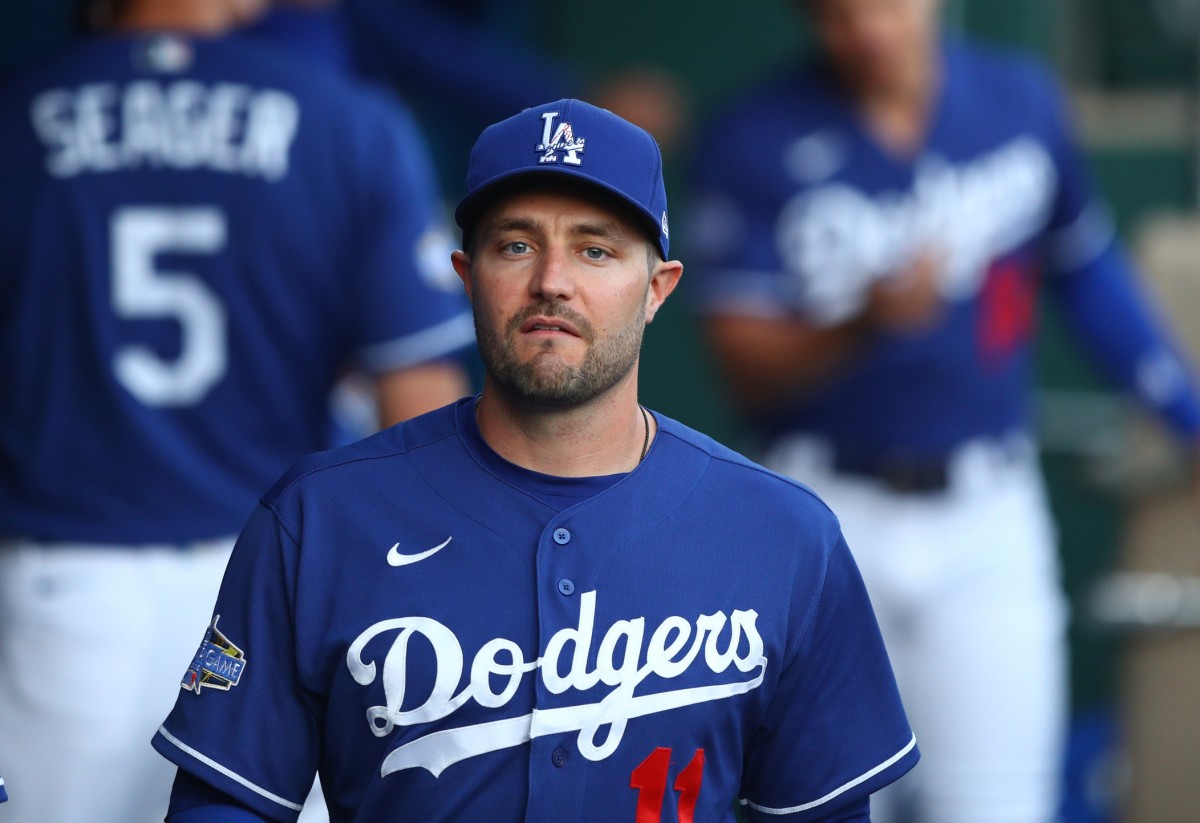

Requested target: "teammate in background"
[
  {"left": 152, "top": 98, "right": 918, "bottom": 822},
  {"left": 0, "top": 0, "right": 474, "bottom": 820},
  {"left": 243, "top": 0, "right": 686, "bottom": 149},
  {"left": 690, "top": 0, "right": 1200, "bottom": 821}
]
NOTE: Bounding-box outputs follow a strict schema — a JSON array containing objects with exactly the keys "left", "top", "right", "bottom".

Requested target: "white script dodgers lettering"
[
  {"left": 775, "top": 137, "right": 1057, "bottom": 324},
  {"left": 346, "top": 591, "right": 767, "bottom": 777}
]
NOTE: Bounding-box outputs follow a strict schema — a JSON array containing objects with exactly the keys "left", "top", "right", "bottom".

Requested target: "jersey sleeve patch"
[{"left": 182, "top": 615, "right": 247, "bottom": 695}]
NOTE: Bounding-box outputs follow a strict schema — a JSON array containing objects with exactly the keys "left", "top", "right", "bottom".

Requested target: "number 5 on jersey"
[
  {"left": 631, "top": 747, "right": 705, "bottom": 823},
  {"left": 112, "top": 206, "right": 227, "bottom": 406}
]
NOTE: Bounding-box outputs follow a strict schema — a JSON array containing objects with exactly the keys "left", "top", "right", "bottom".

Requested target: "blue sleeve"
[
  {"left": 153, "top": 504, "right": 316, "bottom": 823},
  {"left": 0, "top": 773, "right": 7, "bottom": 803},
  {"left": 350, "top": 93, "right": 475, "bottom": 372},
  {"left": 167, "top": 769, "right": 273, "bottom": 823},
  {"left": 1048, "top": 241, "right": 1200, "bottom": 439},
  {"left": 1033, "top": 65, "right": 1200, "bottom": 440},
  {"left": 740, "top": 531, "right": 918, "bottom": 821},
  {"left": 342, "top": 0, "right": 577, "bottom": 120}
]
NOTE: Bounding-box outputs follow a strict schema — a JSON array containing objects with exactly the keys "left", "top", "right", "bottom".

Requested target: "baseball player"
[
  {"left": 0, "top": 0, "right": 474, "bottom": 821},
  {"left": 689, "top": 1, "right": 1200, "bottom": 821},
  {"left": 153, "top": 98, "right": 919, "bottom": 822}
]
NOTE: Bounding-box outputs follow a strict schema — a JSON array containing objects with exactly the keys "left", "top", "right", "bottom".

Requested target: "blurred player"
[
  {"left": 0, "top": 0, "right": 474, "bottom": 820},
  {"left": 152, "top": 98, "right": 918, "bottom": 822},
  {"left": 689, "top": 1, "right": 1200, "bottom": 821},
  {"left": 246, "top": 0, "right": 687, "bottom": 153}
]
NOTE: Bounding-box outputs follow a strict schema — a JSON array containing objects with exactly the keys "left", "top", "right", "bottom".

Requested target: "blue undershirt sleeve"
[
  {"left": 1048, "top": 239, "right": 1200, "bottom": 440},
  {"left": 1034, "top": 58, "right": 1200, "bottom": 441}
]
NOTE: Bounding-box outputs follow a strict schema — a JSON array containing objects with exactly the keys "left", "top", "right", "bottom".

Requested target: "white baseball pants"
[{"left": 767, "top": 436, "right": 1069, "bottom": 823}]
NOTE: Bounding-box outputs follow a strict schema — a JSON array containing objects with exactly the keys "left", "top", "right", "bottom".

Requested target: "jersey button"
[
  {"left": 557, "top": 578, "right": 575, "bottom": 596},
  {"left": 551, "top": 747, "right": 569, "bottom": 768},
  {"left": 552, "top": 528, "right": 571, "bottom": 545}
]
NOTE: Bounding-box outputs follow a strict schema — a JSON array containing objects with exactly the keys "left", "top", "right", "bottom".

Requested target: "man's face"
[
  {"left": 805, "top": 0, "right": 940, "bottom": 94},
  {"left": 453, "top": 188, "right": 679, "bottom": 409}
]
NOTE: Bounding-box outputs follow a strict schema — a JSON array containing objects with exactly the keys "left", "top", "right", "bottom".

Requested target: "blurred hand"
[
  {"left": 866, "top": 248, "right": 945, "bottom": 333},
  {"left": 589, "top": 67, "right": 687, "bottom": 151}
]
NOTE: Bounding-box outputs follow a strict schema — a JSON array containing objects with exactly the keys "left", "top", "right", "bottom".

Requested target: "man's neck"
[
  {"left": 854, "top": 44, "right": 941, "bottom": 158},
  {"left": 114, "top": 0, "right": 250, "bottom": 36},
  {"left": 475, "top": 378, "right": 653, "bottom": 478}
]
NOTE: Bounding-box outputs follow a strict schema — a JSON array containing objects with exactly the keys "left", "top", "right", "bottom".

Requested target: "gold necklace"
[{"left": 638, "top": 405, "right": 650, "bottom": 464}]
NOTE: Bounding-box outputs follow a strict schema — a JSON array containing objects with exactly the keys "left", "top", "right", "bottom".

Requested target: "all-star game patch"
[{"left": 182, "top": 615, "right": 247, "bottom": 695}]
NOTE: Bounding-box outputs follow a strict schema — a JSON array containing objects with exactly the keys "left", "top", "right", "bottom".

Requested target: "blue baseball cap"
[{"left": 455, "top": 98, "right": 670, "bottom": 259}]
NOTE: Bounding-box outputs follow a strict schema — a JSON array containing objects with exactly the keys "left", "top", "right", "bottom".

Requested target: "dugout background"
[
  {"left": 544, "top": 3, "right": 1199, "bottom": 819},
  {"left": 5, "top": 1, "right": 1198, "bottom": 818}
]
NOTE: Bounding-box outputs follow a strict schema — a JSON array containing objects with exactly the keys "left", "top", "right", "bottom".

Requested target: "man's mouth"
[{"left": 521, "top": 316, "right": 581, "bottom": 337}]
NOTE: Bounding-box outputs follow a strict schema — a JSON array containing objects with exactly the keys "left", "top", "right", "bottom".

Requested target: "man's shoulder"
[
  {"left": 948, "top": 37, "right": 1063, "bottom": 109},
  {"left": 694, "top": 62, "right": 843, "bottom": 171},
  {"left": 262, "top": 402, "right": 463, "bottom": 507},
  {"left": 711, "top": 61, "right": 832, "bottom": 117},
  {"left": 654, "top": 413, "right": 840, "bottom": 525}
]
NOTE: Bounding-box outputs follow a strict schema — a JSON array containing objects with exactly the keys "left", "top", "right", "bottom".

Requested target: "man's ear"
[
  {"left": 645, "top": 259, "right": 683, "bottom": 324},
  {"left": 451, "top": 250, "right": 473, "bottom": 301}
]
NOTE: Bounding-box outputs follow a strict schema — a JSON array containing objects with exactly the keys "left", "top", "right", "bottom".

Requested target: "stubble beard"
[{"left": 475, "top": 302, "right": 646, "bottom": 409}]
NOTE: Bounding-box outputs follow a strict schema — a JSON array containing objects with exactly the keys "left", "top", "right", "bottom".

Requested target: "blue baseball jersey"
[
  {"left": 154, "top": 398, "right": 917, "bottom": 822},
  {"left": 691, "top": 39, "right": 1200, "bottom": 454},
  {"left": 0, "top": 772, "right": 6, "bottom": 803},
  {"left": 0, "top": 33, "right": 475, "bottom": 545}
]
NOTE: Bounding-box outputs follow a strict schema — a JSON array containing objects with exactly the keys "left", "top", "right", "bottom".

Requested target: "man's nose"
[{"left": 529, "top": 243, "right": 576, "bottom": 302}]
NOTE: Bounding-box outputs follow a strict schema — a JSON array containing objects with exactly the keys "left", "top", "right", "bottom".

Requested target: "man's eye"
[
  {"left": 503, "top": 241, "right": 530, "bottom": 254},
  {"left": 583, "top": 247, "right": 608, "bottom": 261}
]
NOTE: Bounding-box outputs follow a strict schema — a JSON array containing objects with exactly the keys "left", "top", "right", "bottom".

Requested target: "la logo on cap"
[{"left": 536, "top": 111, "right": 585, "bottom": 166}]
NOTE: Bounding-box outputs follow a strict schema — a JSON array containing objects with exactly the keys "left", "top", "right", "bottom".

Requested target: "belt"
[{"left": 832, "top": 450, "right": 951, "bottom": 493}]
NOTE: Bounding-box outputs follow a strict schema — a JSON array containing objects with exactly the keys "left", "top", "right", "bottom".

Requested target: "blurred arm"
[
  {"left": 707, "top": 251, "right": 943, "bottom": 416},
  {"left": 1050, "top": 240, "right": 1200, "bottom": 442},
  {"left": 376, "top": 359, "right": 470, "bottom": 427},
  {"left": 706, "top": 312, "right": 870, "bottom": 416}
]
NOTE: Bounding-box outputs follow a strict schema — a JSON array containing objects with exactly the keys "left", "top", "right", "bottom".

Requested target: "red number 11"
[{"left": 630, "top": 747, "right": 706, "bottom": 823}]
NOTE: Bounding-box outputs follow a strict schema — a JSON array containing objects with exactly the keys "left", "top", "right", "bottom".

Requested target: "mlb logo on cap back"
[{"left": 455, "top": 98, "right": 670, "bottom": 259}]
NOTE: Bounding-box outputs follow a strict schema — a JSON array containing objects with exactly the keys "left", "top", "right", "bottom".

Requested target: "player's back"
[{"left": 0, "top": 33, "right": 466, "bottom": 544}]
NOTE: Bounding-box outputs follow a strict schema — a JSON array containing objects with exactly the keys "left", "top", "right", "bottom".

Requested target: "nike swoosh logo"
[{"left": 387, "top": 536, "right": 452, "bottom": 567}]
